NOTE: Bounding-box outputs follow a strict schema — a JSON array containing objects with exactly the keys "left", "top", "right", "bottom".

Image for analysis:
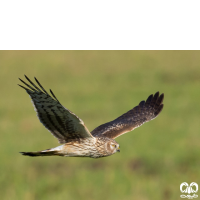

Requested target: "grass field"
[{"left": 0, "top": 51, "right": 200, "bottom": 200}]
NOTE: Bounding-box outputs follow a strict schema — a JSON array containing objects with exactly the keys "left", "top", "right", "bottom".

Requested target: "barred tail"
[{"left": 20, "top": 149, "right": 59, "bottom": 157}]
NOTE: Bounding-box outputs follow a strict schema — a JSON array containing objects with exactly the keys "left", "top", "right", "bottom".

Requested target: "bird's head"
[{"left": 105, "top": 139, "right": 120, "bottom": 154}]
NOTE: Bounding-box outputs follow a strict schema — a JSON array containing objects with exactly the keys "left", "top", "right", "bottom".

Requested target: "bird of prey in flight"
[{"left": 19, "top": 75, "right": 164, "bottom": 158}]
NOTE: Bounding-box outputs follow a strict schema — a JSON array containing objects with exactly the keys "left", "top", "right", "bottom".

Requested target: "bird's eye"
[{"left": 112, "top": 144, "right": 116, "bottom": 148}]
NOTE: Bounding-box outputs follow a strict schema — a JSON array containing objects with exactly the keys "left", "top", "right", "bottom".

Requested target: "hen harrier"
[{"left": 19, "top": 75, "right": 164, "bottom": 158}]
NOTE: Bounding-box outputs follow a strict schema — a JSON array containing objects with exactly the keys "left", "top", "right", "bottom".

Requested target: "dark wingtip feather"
[
  {"left": 155, "top": 104, "right": 164, "bottom": 116},
  {"left": 18, "top": 84, "right": 28, "bottom": 90},
  {"left": 19, "top": 78, "right": 25, "bottom": 83},
  {"left": 151, "top": 92, "right": 159, "bottom": 106},
  {"left": 139, "top": 100, "right": 145, "bottom": 106},
  {"left": 145, "top": 94, "right": 153, "bottom": 106},
  {"left": 34, "top": 77, "right": 49, "bottom": 95},
  {"left": 147, "top": 94, "right": 153, "bottom": 100},
  {"left": 159, "top": 93, "right": 164, "bottom": 104},
  {"left": 50, "top": 89, "right": 60, "bottom": 103},
  {"left": 153, "top": 92, "right": 159, "bottom": 100},
  {"left": 24, "top": 74, "right": 30, "bottom": 81}
]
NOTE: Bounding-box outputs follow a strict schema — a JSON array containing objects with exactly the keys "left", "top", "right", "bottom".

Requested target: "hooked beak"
[{"left": 117, "top": 147, "right": 120, "bottom": 152}]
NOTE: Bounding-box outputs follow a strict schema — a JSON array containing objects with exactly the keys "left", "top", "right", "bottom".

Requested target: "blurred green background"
[{"left": 0, "top": 51, "right": 200, "bottom": 200}]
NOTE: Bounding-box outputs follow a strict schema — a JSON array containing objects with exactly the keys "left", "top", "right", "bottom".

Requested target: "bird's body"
[
  {"left": 22, "top": 137, "right": 119, "bottom": 158},
  {"left": 19, "top": 75, "right": 164, "bottom": 159}
]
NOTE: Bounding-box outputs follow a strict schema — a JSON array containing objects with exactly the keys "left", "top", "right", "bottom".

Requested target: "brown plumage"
[
  {"left": 19, "top": 75, "right": 164, "bottom": 158},
  {"left": 91, "top": 92, "right": 164, "bottom": 139}
]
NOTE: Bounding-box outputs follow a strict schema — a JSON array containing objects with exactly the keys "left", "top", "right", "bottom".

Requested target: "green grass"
[{"left": 0, "top": 51, "right": 200, "bottom": 200}]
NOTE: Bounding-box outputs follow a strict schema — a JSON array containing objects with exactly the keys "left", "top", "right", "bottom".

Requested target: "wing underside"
[{"left": 19, "top": 75, "right": 93, "bottom": 143}]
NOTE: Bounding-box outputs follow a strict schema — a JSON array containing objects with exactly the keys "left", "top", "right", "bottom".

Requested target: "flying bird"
[{"left": 19, "top": 75, "right": 164, "bottom": 158}]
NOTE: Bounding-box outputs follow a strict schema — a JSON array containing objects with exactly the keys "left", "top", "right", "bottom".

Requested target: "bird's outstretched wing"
[
  {"left": 91, "top": 92, "right": 164, "bottom": 139},
  {"left": 18, "top": 75, "right": 93, "bottom": 144}
]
